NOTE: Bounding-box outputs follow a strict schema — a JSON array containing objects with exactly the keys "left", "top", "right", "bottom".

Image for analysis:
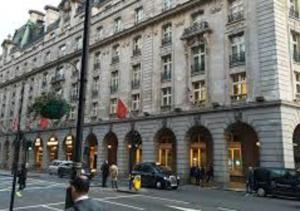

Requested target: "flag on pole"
[
  {"left": 116, "top": 99, "right": 128, "bottom": 119},
  {"left": 39, "top": 118, "right": 49, "bottom": 129}
]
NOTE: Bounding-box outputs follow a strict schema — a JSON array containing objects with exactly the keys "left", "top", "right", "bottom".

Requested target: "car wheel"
[
  {"left": 172, "top": 186, "right": 178, "bottom": 190},
  {"left": 257, "top": 188, "right": 266, "bottom": 197},
  {"left": 155, "top": 180, "right": 163, "bottom": 189}
]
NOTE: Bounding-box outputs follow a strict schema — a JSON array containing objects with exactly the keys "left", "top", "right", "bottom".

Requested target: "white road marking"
[
  {"left": 95, "top": 199, "right": 145, "bottom": 210},
  {"left": 41, "top": 205, "right": 63, "bottom": 211},
  {"left": 167, "top": 205, "right": 201, "bottom": 211},
  {"left": 0, "top": 202, "right": 64, "bottom": 211},
  {"left": 103, "top": 195, "right": 141, "bottom": 200},
  {"left": 217, "top": 207, "right": 238, "bottom": 211},
  {"left": 139, "top": 195, "right": 190, "bottom": 205}
]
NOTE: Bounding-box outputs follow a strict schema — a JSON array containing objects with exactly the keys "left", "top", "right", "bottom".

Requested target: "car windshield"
[{"left": 155, "top": 165, "right": 172, "bottom": 174}]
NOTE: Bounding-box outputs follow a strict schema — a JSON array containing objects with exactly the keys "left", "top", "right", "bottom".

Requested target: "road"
[{"left": 0, "top": 173, "right": 300, "bottom": 211}]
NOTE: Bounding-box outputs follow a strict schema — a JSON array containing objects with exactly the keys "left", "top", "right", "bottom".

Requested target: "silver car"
[{"left": 48, "top": 160, "right": 63, "bottom": 175}]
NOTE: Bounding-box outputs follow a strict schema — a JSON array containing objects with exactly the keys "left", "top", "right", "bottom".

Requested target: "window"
[
  {"left": 133, "top": 36, "right": 142, "bottom": 56},
  {"left": 131, "top": 94, "right": 140, "bottom": 111},
  {"left": 161, "top": 87, "right": 172, "bottom": 107},
  {"left": 163, "top": 0, "right": 172, "bottom": 10},
  {"left": 91, "top": 102, "right": 98, "bottom": 117},
  {"left": 96, "top": 26, "right": 103, "bottom": 40},
  {"left": 110, "top": 98, "right": 117, "bottom": 114},
  {"left": 290, "top": 0, "right": 299, "bottom": 18},
  {"left": 231, "top": 72, "right": 247, "bottom": 101},
  {"left": 114, "top": 17, "right": 122, "bottom": 33},
  {"left": 69, "top": 106, "right": 76, "bottom": 120},
  {"left": 94, "top": 52, "right": 101, "bottom": 70},
  {"left": 292, "top": 32, "right": 300, "bottom": 63},
  {"left": 42, "top": 73, "right": 48, "bottom": 89},
  {"left": 72, "top": 60, "right": 80, "bottom": 77},
  {"left": 228, "top": 0, "right": 244, "bottom": 23},
  {"left": 59, "top": 44, "right": 66, "bottom": 56},
  {"left": 45, "top": 51, "right": 51, "bottom": 62},
  {"left": 135, "top": 7, "right": 144, "bottom": 24},
  {"left": 110, "top": 71, "right": 119, "bottom": 93},
  {"left": 162, "top": 55, "right": 172, "bottom": 81},
  {"left": 191, "top": 44, "right": 205, "bottom": 75},
  {"left": 295, "top": 72, "right": 300, "bottom": 97},
  {"left": 70, "top": 82, "right": 78, "bottom": 101},
  {"left": 162, "top": 24, "right": 172, "bottom": 46},
  {"left": 75, "top": 36, "right": 82, "bottom": 50},
  {"left": 132, "top": 64, "right": 141, "bottom": 89},
  {"left": 192, "top": 12, "right": 203, "bottom": 24},
  {"left": 112, "top": 45, "right": 120, "bottom": 63},
  {"left": 92, "top": 77, "right": 99, "bottom": 97},
  {"left": 56, "top": 66, "right": 64, "bottom": 76},
  {"left": 192, "top": 81, "right": 206, "bottom": 105},
  {"left": 230, "top": 34, "right": 245, "bottom": 67}
]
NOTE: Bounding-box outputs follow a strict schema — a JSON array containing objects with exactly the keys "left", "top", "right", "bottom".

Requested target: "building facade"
[{"left": 0, "top": 0, "right": 300, "bottom": 184}]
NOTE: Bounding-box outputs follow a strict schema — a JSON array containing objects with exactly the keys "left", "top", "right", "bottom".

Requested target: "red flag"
[
  {"left": 39, "top": 118, "right": 49, "bottom": 129},
  {"left": 11, "top": 118, "right": 18, "bottom": 132},
  {"left": 116, "top": 99, "right": 128, "bottom": 119}
]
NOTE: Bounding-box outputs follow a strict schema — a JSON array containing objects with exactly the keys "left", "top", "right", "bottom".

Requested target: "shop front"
[{"left": 47, "top": 136, "right": 59, "bottom": 162}]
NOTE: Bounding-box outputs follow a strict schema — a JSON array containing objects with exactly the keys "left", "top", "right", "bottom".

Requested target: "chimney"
[
  {"left": 44, "top": 5, "right": 60, "bottom": 29},
  {"left": 1, "top": 35, "right": 14, "bottom": 63},
  {"left": 28, "top": 10, "right": 45, "bottom": 23}
]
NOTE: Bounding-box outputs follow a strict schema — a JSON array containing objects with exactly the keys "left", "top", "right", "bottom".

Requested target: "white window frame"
[
  {"left": 135, "top": 7, "right": 144, "bottom": 24},
  {"left": 111, "top": 71, "right": 119, "bottom": 88},
  {"left": 231, "top": 72, "right": 247, "bottom": 101},
  {"left": 295, "top": 72, "right": 300, "bottom": 97},
  {"left": 161, "top": 87, "right": 172, "bottom": 107},
  {"left": 192, "top": 81, "right": 206, "bottom": 104},
  {"left": 229, "top": 0, "right": 243, "bottom": 15},
  {"left": 131, "top": 94, "right": 140, "bottom": 111},
  {"left": 162, "top": 55, "right": 172, "bottom": 77},
  {"left": 114, "top": 17, "right": 122, "bottom": 33},
  {"left": 132, "top": 64, "right": 141, "bottom": 82},
  {"left": 192, "top": 44, "right": 205, "bottom": 71},
  {"left": 133, "top": 36, "right": 142, "bottom": 52},
  {"left": 163, "top": 0, "right": 172, "bottom": 10},
  {"left": 75, "top": 36, "right": 82, "bottom": 50},
  {"left": 59, "top": 44, "right": 66, "bottom": 56},
  {"left": 96, "top": 26, "right": 103, "bottom": 40},
  {"left": 231, "top": 35, "right": 245, "bottom": 56},
  {"left": 110, "top": 98, "right": 117, "bottom": 114}
]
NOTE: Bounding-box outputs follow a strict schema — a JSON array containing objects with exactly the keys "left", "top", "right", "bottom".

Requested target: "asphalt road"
[{"left": 0, "top": 173, "right": 300, "bottom": 211}]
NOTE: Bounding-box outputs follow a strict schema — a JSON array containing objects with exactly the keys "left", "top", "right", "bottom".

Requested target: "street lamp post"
[
  {"left": 65, "top": 0, "right": 91, "bottom": 208},
  {"left": 9, "top": 81, "right": 25, "bottom": 211}
]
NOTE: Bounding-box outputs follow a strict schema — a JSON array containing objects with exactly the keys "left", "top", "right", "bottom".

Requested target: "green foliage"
[{"left": 28, "top": 92, "right": 70, "bottom": 120}]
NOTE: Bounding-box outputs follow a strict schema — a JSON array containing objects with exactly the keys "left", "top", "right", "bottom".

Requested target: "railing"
[
  {"left": 161, "top": 71, "right": 172, "bottom": 81},
  {"left": 51, "top": 74, "right": 65, "bottom": 83},
  {"left": 191, "top": 64, "right": 205, "bottom": 76},
  {"left": 111, "top": 56, "right": 120, "bottom": 64},
  {"left": 132, "top": 49, "right": 142, "bottom": 57},
  {"left": 161, "top": 105, "right": 171, "bottom": 112},
  {"left": 181, "top": 21, "right": 209, "bottom": 40},
  {"left": 228, "top": 11, "right": 244, "bottom": 23},
  {"left": 161, "top": 36, "right": 172, "bottom": 46},
  {"left": 231, "top": 94, "right": 247, "bottom": 102},
  {"left": 290, "top": 8, "right": 300, "bottom": 19},
  {"left": 110, "top": 85, "right": 118, "bottom": 94},
  {"left": 229, "top": 52, "right": 246, "bottom": 67},
  {"left": 131, "top": 80, "right": 140, "bottom": 89}
]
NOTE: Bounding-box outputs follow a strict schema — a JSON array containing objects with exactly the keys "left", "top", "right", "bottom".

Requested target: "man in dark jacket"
[
  {"left": 16, "top": 163, "right": 27, "bottom": 197},
  {"left": 101, "top": 160, "right": 109, "bottom": 187},
  {"left": 246, "top": 166, "right": 255, "bottom": 194},
  {"left": 66, "top": 175, "right": 104, "bottom": 211}
]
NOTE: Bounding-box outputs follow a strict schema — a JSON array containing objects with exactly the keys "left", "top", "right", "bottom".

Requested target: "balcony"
[
  {"left": 161, "top": 71, "right": 172, "bottom": 82},
  {"left": 161, "top": 37, "right": 172, "bottom": 46},
  {"left": 229, "top": 52, "right": 246, "bottom": 67},
  {"left": 161, "top": 105, "right": 171, "bottom": 112},
  {"left": 131, "top": 80, "right": 140, "bottom": 89},
  {"left": 132, "top": 49, "right": 142, "bottom": 57},
  {"left": 111, "top": 56, "right": 120, "bottom": 64},
  {"left": 110, "top": 85, "right": 118, "bottom": 94},
  {"left": 231, "top": 94, "right": 247, "bottom": 102},
  {"left": 191, "top": 64, "right": 205, "bottom": 76},
  {"left": 228, "top": 11, "right": 244, "bottom": 23},
  {"left": 290, "top": 8, "right": 300, "bottom": 19},
  {"left": 181, "top": 21, "right": 210, "bottom": 40},
  {"left": 51, "top": 74, "right": 65, "bottom": 84}
]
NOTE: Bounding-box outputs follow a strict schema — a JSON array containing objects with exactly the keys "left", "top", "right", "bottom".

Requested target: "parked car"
[
  {"left": 132, "top": 162, "right": 180, "bottom": 189},
  {"left": 254, "top": 167, "right": 300, "bottom": 199},
  {"left": 48, "top": 160, "right": 63, "bottom": 175},
  {"left": 57, "top": 161, "right": 92, "bottom": 179}
]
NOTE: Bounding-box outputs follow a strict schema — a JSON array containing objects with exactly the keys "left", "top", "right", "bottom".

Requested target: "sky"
[{"left": 0, "top": 0, "right": 61, "bottom": 46}]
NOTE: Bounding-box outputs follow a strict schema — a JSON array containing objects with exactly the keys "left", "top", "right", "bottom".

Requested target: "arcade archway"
[
  {"left": 154, "top": 128, "right": 177, "bottom": 171},
  {"left": 84, "top": 133, "right": 98, "bottom": 173},
  {"left": 125, "top": 130, "right": 142, "bottom": 173},
  {"left": 47, "top": 136, "right": 59, "bottom": 162},
  {"left": 225, "top": 122, "right": 260, "bottom": 182},
  {"left": 103, "top": 132, "right": 118, "bottom": 165},
  {"left": 64, "top": 135, "right": 74, "bottom": 161},
  {"left": 33, "top": 137, "right": 43, "bottom": 168}
]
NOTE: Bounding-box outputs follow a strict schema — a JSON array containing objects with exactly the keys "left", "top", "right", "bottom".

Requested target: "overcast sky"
[{"left": 0, "top": 0, "right": 61, "bottom": 45}]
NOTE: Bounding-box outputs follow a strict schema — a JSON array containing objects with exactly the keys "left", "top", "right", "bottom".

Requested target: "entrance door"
[
  {"left": 89, "top": 146, "right": 97, "bottom": 172},
  {"left": 158, "top": 143, "right": 172, "bottom": 169},
  {"left": 190, "top": 142, "right": 206, "bottom": 167},
  {"left": 35, "top": 146, "right": 43, "bottom": 168},
  {"left": 228, "top": 142, "right": 243, "bottom": 176}
]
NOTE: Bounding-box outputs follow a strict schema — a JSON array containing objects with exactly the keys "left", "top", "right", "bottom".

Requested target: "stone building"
[{"left": 0, "top": 0, "right": 300, "bottom": 185}]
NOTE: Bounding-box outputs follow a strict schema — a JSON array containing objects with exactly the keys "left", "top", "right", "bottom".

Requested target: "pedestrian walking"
[
  {"left": 190, "top": 165, "right": 197, "bottom": 184},
  {"left": 194, "top": 165, "right": 201, "bottom": 186},
  {"left": 101, "top": 160, "right": 109, "bottom": 187},
  {"left": 109, "top": 163, "right": 118, "bottom": 190},
  {"left": 16, "top": 163, "right": 27, "bottom": 197},
  {"left": 246, "top": 166, "right": 255, "bottom": 195},
  {"left": 66, "top": 175, "right": 104, "bottom": 211},
  {"left": 206, "top": 165, "right": 214, "bottom": 184}
]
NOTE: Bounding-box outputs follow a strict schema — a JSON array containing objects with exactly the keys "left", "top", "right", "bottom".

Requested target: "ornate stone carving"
[
  {"left": 193, "top": 115, "right": 201, "bottom": 126},
  {"left": 210, "top": 0, "right": 224, "bottom": 14}
]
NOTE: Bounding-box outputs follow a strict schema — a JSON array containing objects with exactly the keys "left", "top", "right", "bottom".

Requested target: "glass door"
[
  {"left": 228, "top": 142, "right": 243, "bottom": 176},
  {"left": 158, "top": 143, "right": 172, "bottom": 169}
]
